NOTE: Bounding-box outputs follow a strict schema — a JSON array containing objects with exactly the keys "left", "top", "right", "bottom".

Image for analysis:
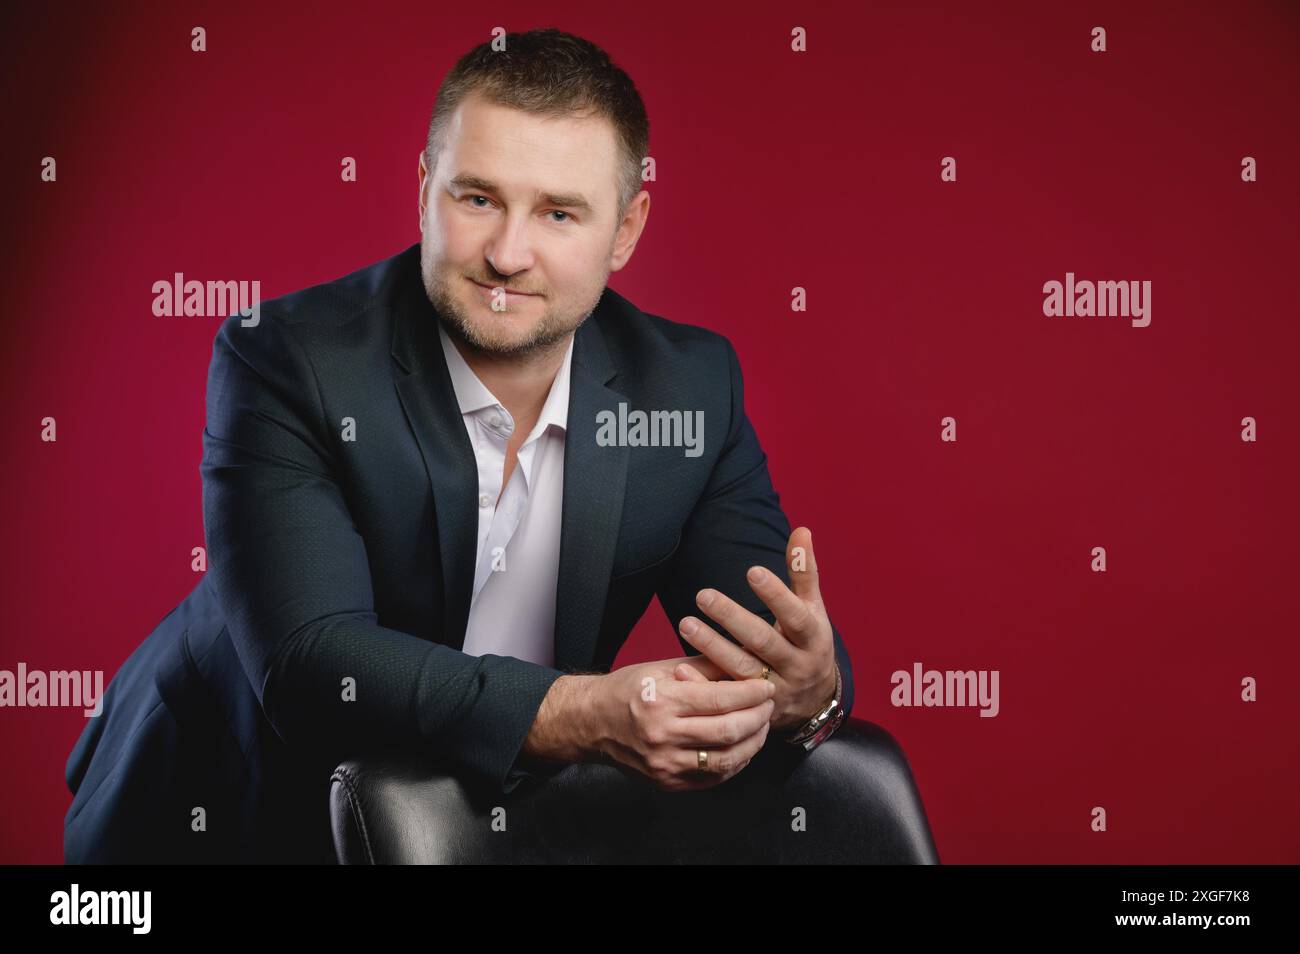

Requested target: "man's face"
[{"left": 418, "top": 92, "right": 649, "bottom": 357}]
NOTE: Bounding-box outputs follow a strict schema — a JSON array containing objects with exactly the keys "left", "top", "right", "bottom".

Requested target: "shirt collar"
[{"left": 437, "top": 319, "right": 573, "bottom": 442}]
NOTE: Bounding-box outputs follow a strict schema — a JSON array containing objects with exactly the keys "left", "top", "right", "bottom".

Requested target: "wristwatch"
[{"left": 784, "top": 662, "right": 846, "bottom": 751}]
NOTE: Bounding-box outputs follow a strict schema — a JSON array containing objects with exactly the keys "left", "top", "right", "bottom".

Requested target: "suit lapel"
[
  {"left": 391, "top": 262, "right": 478, "bottom": 652},
  {"left": 390, "top": 253, "right": 628, "bottom": 671},
  {"left": 552, "top": 307, "right": 628, "bottom": 672}
]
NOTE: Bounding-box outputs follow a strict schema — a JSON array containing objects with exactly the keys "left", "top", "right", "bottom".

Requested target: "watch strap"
[{"left": 784, "top": 661, "right": 845, "bottom": 749}]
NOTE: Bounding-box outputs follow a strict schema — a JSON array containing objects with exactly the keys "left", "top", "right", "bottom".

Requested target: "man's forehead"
[
  {"left": 439, "top": 95, "right": 619, "bottom": 204},
  {"left": 450, "top": 96, "right": 614, "bottom": 152}
]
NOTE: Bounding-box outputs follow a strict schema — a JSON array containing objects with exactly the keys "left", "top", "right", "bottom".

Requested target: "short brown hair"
[{"left": 425, "top": 28, "right": 650, "bottom": 222}]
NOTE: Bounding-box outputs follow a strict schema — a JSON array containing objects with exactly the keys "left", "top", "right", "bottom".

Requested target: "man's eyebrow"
[{"left": 448, "top": 173, "right": 594, "bottom": 213}]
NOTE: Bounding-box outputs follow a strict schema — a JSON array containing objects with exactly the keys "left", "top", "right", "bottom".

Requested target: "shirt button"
[
  {"left": 479, "top": 493, "right": 491, "bottom": 507},
  {"left": 488, "top": 414, "right": 502, "bottom": 429}
]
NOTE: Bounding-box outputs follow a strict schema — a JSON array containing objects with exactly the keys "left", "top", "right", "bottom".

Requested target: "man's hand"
[
  {"left": 585, "top": 656, "right": 775, "bottom": 792},
  {"left": 673, "top": 526, "right": 838, "bottom": 735}
]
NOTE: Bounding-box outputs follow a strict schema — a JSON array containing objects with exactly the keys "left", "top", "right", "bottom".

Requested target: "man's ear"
[
  {"left": 417, "top": 151, "right": 429, "bottom": 231},
  {"left": 609, "top": 189, "right": 651, "bottom": 273},
  {"left": 418, "top": 153, "right": 428, "bottom": 230}
]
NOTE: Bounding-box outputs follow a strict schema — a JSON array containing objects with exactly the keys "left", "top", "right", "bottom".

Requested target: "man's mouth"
[{"left": 470, "top": 278, "right": 539, "bottom": 298}]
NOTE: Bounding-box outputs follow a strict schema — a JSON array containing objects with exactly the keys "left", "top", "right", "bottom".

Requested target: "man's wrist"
[
  {"left": 519, "top": 673, "right": 605, "bottom": 766},
  {"left": 784, "top": 661, "right": 844, "bottom": 747}
]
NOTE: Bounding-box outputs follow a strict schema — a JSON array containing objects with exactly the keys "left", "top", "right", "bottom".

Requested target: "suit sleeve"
[
  {"left": 654, "top": 338, "right": 856, "bottom": 721},
  {"left": 200, "top": 311, "right": 564, "bottom": 795}
]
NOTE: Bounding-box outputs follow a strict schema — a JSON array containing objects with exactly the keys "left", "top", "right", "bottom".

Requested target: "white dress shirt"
[{"left": 437, "top": 320, "right": 573, "bottom": 668}]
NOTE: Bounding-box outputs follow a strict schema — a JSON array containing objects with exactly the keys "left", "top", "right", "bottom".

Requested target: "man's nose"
[{"left": 485, "top": 213, "right": 536, "bottom": 277}]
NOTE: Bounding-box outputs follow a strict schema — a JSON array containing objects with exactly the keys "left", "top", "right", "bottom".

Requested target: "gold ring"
[
  {"left": 760, "top": 664, "right": 771, "bottom": 681},
  {"left": 698, "top": 749, "right": 709, "bottom": 771}
]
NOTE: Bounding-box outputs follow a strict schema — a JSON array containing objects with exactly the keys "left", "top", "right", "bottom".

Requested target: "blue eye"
[{"left": 463, "top": 195, "right": 571, "bottom": 223}]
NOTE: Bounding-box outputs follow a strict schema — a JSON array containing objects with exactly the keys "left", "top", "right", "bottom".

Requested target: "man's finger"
[
  {"left": 671, "top": 700, "right": 774, "bottom": 748},
  {"left": 787, "top": 526, "right": 823, "bottom": 607},
  {"left": 672, "top": 675, "right": 775, "bottom": 716},
  {"left": 692, "top": 588, "right": 796, "bottom": 669},
  {"left": 674, "top": 661, "right": 710, "bottom": 682},
  {"left": 743, "top": 564, "right": 820, "bottom": 648},
  {"left": 664, "top": 653, "right": 728, "bottom": 681},
  {"left": 678, "top": 614, "right": 766, "bottom": 679}
]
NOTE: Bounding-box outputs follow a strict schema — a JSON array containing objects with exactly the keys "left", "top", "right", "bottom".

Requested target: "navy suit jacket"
[{"left": 63, "top": 242, "right": 856, "bottom": 863}]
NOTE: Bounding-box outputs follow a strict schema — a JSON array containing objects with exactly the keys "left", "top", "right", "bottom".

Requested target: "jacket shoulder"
[
  {"left": 592, "top": 287, "right": 736, "bottom": 375},
  {"left": 272, "top": 246, "right": 414, "bottom": 326}
]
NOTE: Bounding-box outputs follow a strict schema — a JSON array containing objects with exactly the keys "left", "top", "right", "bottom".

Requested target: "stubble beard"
[{"left": 420, "top": 240, "right": 607, "bottom": 359}]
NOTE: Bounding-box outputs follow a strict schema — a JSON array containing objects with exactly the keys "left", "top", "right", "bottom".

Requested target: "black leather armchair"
[{"left": 330, "top": 717, "right": 939, "bottom": 863}]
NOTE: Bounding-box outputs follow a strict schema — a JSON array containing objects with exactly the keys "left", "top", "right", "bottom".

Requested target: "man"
[{"left": 64, "top": 27, "right": 855, "bottom": 864}]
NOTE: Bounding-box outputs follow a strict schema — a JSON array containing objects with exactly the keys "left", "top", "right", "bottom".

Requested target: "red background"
[{"left": 2, "top": 0, "right": 1297, "bottom": 864}]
